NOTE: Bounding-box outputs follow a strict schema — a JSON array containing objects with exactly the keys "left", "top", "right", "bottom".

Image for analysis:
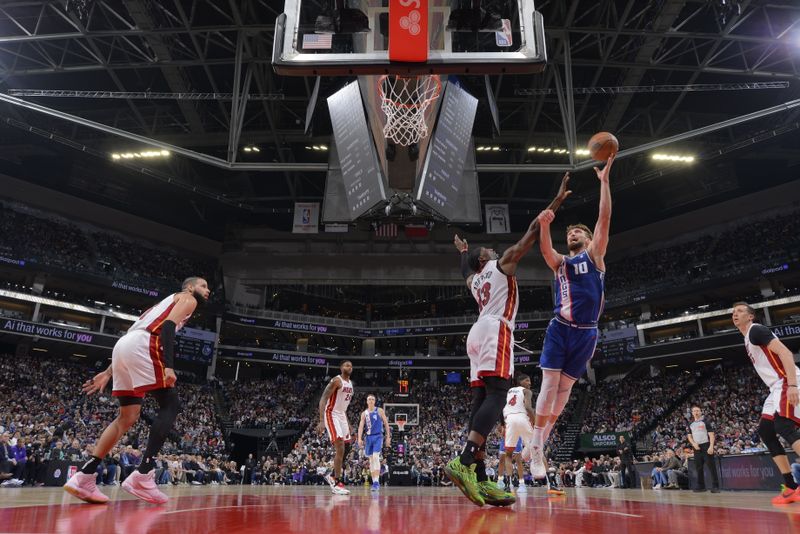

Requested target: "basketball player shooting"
[
  {"left": 64, "top": 277, "right": 210, "bottom": 505},
  {"left": 528, "top": 155, "right": 614, "bottom": 487},
  {"left": 445, "top": 172, "right": 571, "bottom": 507},
  {"left": 732, "top": 302, "right": 800, "bottom": 505},
  {"left": 357, "top": 394, "right": 391, "bottom": 492},
  {"left": 318, "top": 361, "right": 355, "bottom": 495}
]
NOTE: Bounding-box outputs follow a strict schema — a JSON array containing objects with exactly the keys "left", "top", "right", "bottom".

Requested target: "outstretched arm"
[
  {"left": 317, "top": 376, "right": 341, "bottom": 433},
  {"left": 453, "top": 234, "right": 475, "bottom": 287},
  {"left": 537, "top": 209, "right": 562, "bottom": 272},
  {"left": 499, "top": 173, "right": 572, "bottom": 276},
  {"left": 588, "top": 154, "right": 614, "bottom": 269}
]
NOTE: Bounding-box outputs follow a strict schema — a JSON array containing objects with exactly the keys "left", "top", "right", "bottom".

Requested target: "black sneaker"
[
  {"left": 710, "top": 488, "right": 720, "bottom": 493},
  {"left": 692, "top": 488, "right": 707, "bottom": 493}
]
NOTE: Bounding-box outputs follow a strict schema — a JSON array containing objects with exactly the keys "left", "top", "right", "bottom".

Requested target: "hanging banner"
[
  {"left": 292, "top": 202, "right": 320, "bottom": 233},
  {"left": 485, "top": 204, "right": 510, "bottom": 234}
]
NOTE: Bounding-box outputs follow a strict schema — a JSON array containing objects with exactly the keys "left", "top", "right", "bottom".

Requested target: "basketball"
[{"left": 588, "top": 132, "right": 619, "bottom": 161}]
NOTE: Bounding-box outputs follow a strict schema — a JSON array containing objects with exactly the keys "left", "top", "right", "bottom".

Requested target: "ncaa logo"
[{"left": 399, "top": 10, "right": 421, "bottom": 35}]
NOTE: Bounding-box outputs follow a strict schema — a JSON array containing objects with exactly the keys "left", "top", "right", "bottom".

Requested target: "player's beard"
[
  {"left": 567, "top": 240, "right": 584, "bottom": 252},
  {"left": 192, "top": 289, "right": 208, "bottom": 306}
]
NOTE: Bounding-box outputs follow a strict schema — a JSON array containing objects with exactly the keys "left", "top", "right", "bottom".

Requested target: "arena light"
[
  {"left": 696, "top": 358, "right": 723, "bottom": 363},
  {"left": 243, "top": 145, "right": 261, "bottom": 153},
  {"left": 73, "top": 353, "right": 88, "bottom": 358},
  {"left": 574, "top": 149, "right": 590, "bottom": 156},
  {"left": 32, "top": 347, "right": 48, "bottom": 352},
  {"left": 110, "top": 149, "right": 170, "bottom": 160},
  {"left": 652, "top": 153, "right": 695, "bottom": 163}
]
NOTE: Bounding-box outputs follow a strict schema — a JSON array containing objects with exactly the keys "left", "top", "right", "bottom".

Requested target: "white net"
[{"left": 378, "top": 75, "right": 442, "bottom": 146}]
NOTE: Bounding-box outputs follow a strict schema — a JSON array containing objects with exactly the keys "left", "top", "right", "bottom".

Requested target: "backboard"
[{"left": 273, "top": 1, "right": 547, "bottom": 76}]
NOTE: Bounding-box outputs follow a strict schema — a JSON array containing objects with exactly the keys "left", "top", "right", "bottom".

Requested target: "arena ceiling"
[{"left": 0, "top": 0, "right": 799, "bottom": 239}]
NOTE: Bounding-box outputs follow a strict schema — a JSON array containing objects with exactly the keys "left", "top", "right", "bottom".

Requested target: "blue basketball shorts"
[{"left": 539, "top": 318, "right": 599, "bottom": 379}]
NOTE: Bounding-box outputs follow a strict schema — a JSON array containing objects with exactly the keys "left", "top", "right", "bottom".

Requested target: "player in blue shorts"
[
  {"left": 357, "top": 394, "right": 391, "bottom": 491},
  {"left": 528, "top": 154, "right": 615, "bottom": 486}
]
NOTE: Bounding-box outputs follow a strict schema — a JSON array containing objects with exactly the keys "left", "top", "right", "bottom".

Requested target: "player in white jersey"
[
  {"left": 732, "top": 302, "right": 800, "bottom": 505},
  {"left": 502, "top": 374, "right": 535, "bottom": 493},
  {"left": 64, "top": 277, "right": 210, "bottom": 505},
  {"left": 318, "top": 360, "right": 354, "bottom": 495},
  {"left": 444, "top": 173, "right": 571, "bottom": 507}
]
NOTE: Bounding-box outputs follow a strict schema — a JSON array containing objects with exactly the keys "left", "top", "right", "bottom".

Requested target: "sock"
[
  {"left": 474, "top": 459, "right": 488, "bottom": 482},
  {"left": 138, "top": 457, "right": 155, "bottom": 474},
  {"left": 543, "top": 420, "right": 555, "bottom": 443},
  {"left": 80, "top": 456, "right": 102, "bottom": 475},
  {"left": 783, "top": 472, "right": 798, "bottom": 490},
  {"left": 459, "top": 440, "right": 480, "bottom": 466},
  {"left": 532, "top": 426, "right": 545, "bottom": 450}
]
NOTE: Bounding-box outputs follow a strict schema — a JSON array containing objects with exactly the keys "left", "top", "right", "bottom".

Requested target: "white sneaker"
[
  {"left": 654, "top": 484, "right": 662, "bottom": 489},
  {"left": 530, "top": 447, "right": 547, "bottom": 479},
  {"left": 324, "top": 474, "right": 337, "bottom": 488},
  {"left": 517, "top": 483, "right": 527, "bottom": 493},
  {"left": 331, "top": 482, "right": 350, "bottom": 495}
]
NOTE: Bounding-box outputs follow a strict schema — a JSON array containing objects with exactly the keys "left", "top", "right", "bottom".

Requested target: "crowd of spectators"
[
  {"left": 226, "top": 374, "right": 312, "bottom": 429},
  {"left": 605, "top": 208, "right": 800, "bottom": 306},
  {"left": 0, "top": 201, "right": 214, "bottom": 291}
]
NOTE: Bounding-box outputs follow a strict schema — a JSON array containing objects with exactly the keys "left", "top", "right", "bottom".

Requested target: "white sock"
[{"left": 532, "top": 426, "right": 545, "bottom": 450}]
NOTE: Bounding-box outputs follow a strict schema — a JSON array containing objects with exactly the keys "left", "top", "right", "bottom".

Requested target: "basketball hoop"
[
  {"left": 378, "top": 75, "right": 442, "bottom": 146},
  {"left": 396, "top": 418, "right": 407, "bottom": 433}
]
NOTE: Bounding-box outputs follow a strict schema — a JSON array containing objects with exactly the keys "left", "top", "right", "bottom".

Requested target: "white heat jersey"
[
  {"left": 327, "top": 375, "right": 353, "bottom": 414},
  {"left": 470, "top": 260, "right": 519, "bottom": 326},
  {"left": 744, "top": 323, "right": 800, "bottom": 389},
  {"left": 128, "top": 294, "right": 191, "bottom": 335},
  {"left": 503, "top": 386, "right": 527, "bottom": 418}
]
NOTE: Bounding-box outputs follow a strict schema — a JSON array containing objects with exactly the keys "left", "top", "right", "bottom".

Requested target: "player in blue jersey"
[
  {"left": 357, "top": 394, "right": 391, "bottom": 492},
  {"left": 527, "top": 155, "right": 614, "bottom": 489}
]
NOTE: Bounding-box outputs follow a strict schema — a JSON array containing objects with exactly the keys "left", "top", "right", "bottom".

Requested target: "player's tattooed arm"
[
  {"left": 317, "top": 376, "right": 341, "bottom": 433},
  {"left": 501, "top": 173, "right": 572, "bottom": 275},
  {"left": 523, "top": 388, "right": 536, "bottom": 425}
]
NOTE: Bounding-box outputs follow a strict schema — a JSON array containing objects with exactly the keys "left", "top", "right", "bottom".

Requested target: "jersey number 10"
[{"left": 573, "top": 261, "right": 588, "bottom": 275}]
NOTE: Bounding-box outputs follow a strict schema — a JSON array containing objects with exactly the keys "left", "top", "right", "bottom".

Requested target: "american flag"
[
  {"left": 302, "top": 33, "right": 333, "bottom": 50},
  {"left": 375, "top": 223, "right": 398, "bottom": 238}
]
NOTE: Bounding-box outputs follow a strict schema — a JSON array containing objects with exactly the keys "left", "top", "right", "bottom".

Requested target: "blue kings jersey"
[
  {"left": 364, "top": 408, "right": 384, "bottom": 436},
  {"left": 553, "top": 250, "right": 605, "bottom": 325}
]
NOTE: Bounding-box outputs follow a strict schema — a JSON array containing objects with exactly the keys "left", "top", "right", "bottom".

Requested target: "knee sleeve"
[
  {"left": 758, "top": 418, "right": 786, "bottom": 457},
  {"left": 774, "top": 416, "right": 800, "bottom": 446},
  {"left": 369, "top": 454, "right": 381, "bottom": 472},
  {"left": 117, "top": 395, "right": 143, "bottom": 407},
  {"left": 470, "top": 377, "right": 510, "bottom": 438},
  {"left": 536, "top": 372, "right": 560, "bottom": 415}
]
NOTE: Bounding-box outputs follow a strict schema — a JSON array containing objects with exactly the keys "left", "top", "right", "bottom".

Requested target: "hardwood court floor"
[{"left": 1, "top": 485, "right": 798, "bottom": 533}]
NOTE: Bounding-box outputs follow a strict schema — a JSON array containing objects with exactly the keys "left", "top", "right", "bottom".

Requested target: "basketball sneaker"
[
  {"left": 444, "top": 458, "right": 484, "bottom": 507},
  {"left": 772, "top": 484, "right": 800, "bottom": 505},
  {"left": 477, "top": 480, "right": 516, "bottom": 507},
  {"left": 371, "top": 481, "right": 380, "bottom": 492},
  {"left": 517, "top": 482, "right": 527, "bottom": 493},
  {"left": 63, "top": 472, "right": 109, "bottom": 504},
  {"left": 529, "top": 446, "right": 547, "bottom": 479},
  {"left": 332, "top": 482, "right": 350, "bottom": 495},
  {"left": 121, "top": 470, "right": 168, "bottom": 504},
  {"left": 324, "top": 474, "right": 337, "bottom": 488}
]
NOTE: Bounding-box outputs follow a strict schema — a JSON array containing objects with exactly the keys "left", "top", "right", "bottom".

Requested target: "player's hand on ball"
[
  {"left": 454, "top": 234, "right": 468, "bottom": 253},
  {"left": 557, "top": 172, "right": 572, "bottom": 200},
  {"left": 537, "top": 209, "right": 555, "bottom": 226},
  {"left": 164, "top": 368, "right": 177, "bottom": 387},
  {"left": 81, "top": 370, "right": 111, "bottom": 395},
  {"left": 789, "top": 387, "right": 800, "bottom": 406},
  {"left": 593, "top": 153, "right": 615, "bottom": 183}
]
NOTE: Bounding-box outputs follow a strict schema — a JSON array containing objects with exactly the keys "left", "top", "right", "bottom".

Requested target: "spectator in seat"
[
  {"left": 1, "top": 433, "right": 14, "bottom": 482},
  {"left": 663, "top": 449, "right": 685, "bottom": 489},
  {"left": 11, "top": 438, "right": 27, "bottom": 482},
  {"left": 651, "top": 455, "right": 668, "bottom": 489}
]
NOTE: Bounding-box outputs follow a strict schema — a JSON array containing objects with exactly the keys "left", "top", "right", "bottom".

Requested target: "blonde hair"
[{"left": 566, "top": 224, "right": 593, "bottom": 239}]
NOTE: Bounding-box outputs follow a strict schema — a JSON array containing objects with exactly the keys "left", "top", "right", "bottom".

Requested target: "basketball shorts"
[
  {"left": 365, "top": 434, "right": 383, "bottom": 456},
  {"left": 504, "top": 413, "right": 533, "bottom": 451},
  {"left": 325, "top": 410, "right": 351, "bottom": 443},
  {"left": 539, "top": 318, "right": 599, "bottom": 380},
  {"left": 467, "top": 316, "right": 514, "bottom": 383},
  {"left": 762, "top": 374, "right": 800, "bottom": 424},
  {"left": 112, "top": 330, "right": 170, "bottom": 398},
  {"left": 499, "top": 436, "right": 524, "bottom": 454}
]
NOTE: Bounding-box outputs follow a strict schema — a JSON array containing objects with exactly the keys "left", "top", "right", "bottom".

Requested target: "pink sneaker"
[
  {"left": 63, "top": 472, "right": 109, "bottom": 504},
  {"left": 122, "top": 470, "right": 168, "bottom": 504}
]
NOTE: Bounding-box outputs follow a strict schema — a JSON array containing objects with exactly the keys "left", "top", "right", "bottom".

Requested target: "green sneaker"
[
  {"left": 478, "top": 480, "right": 516, "bottom": 507},
  {"left": 444, "top": 457, "right": 485, "bottom": 507}
]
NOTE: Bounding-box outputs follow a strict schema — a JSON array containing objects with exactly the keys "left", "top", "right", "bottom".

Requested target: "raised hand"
[
  {"left": 537, "top": 209, "right": 555, "bottom": 227},
  {"left": 593, "top": 153, "right": 615, "bottom": 183},
  {"left": 453, "top": 234, "right": 468, "bottom": 253},
  {"left": 557, "top": 172, "right": 573, "bottom": 200}
]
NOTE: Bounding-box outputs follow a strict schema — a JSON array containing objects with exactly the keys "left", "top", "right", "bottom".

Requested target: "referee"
[{"left": 687, "top": 406, "right": 720, "bottom": 493}]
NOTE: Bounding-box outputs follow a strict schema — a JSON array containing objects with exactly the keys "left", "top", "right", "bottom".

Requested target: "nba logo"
[
  {"left": 302, "top": 208, "right": 311, "bottom": 224},
  {"left": 496, "top": 19, "right": 512, "bottom": 47}
]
